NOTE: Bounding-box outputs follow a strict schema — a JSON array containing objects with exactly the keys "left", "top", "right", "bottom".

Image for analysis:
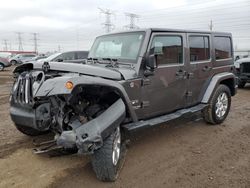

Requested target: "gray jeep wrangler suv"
[{"left": 10, "top": 28, "right": 236, "bottom": 181}]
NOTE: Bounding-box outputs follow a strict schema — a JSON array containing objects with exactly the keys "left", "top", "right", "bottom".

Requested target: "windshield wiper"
[{"left": 102, "top": 58, "right": 119, "bottom": 68}]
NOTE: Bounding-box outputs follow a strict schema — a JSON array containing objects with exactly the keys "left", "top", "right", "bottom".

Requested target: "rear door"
[
  {"left": 138, "top": 32, "right": 189, "bottom": 119},
  {"left": 187, "top": 34, "right": 212, "bottom": 106}
]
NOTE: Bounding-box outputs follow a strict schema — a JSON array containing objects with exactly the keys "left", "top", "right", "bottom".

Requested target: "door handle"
[{"left": 202, "top": 66, "right": 212, "bottom": 72}]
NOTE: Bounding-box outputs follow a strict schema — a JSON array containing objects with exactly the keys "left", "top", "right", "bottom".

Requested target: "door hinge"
[{"left": 186, "top": 91, "right": 193, "bottom": 97}]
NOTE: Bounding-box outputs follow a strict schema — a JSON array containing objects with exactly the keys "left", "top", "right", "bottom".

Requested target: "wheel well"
[{"left": 220, "top": 78, "right": 236, "bottom": 96}]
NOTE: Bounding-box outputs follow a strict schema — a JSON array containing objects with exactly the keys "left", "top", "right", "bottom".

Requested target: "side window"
[
  {"left": 150, "top": 35, "right": 183, "bottom": 65},
  {"left": 189, "top": 36, "right": 210, "bottom": 62},
  {"left": 61, "top": 52, "right": 75, "bottom": 60},
  {"left": 214, "top": 36, "right": 232, "bottom": 60},
  {"left": 77, "top": 52, "right": 88, "bottom": 59}
]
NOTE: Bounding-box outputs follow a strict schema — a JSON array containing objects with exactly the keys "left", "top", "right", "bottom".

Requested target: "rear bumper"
[{"left": 4, "top": 63, "right": 11, "bottom": 67}]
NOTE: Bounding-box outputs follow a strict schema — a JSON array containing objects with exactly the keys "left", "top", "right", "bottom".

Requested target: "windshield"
[{"left": 88, "top": 32, "right": 145, "bottom": 63}]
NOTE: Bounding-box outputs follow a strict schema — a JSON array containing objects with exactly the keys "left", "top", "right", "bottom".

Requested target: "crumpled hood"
[{"left": 32, "top": 61, "right": 123, "bottom": 80}]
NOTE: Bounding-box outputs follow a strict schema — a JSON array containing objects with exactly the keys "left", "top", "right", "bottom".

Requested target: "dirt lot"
[{"left": 0, "top": 67, "right": 250, "bottom": 188}]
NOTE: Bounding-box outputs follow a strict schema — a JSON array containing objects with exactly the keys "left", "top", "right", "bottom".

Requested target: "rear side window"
[
  {"left": 214, "top": 36, "right": 232, "bottom": 60},
  {"left": 150, "top": 35, "right": 183, "bottom": 65},
  {"left": 189, "top": 36, "right": 210, "bottom": 62},
  {"left": 77, "top": 51, "right": 88, "bottom": 59}
]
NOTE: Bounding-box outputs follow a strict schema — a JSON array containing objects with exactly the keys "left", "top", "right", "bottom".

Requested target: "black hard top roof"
[{"left": 99, "top": 28, "right": 231, "bottom": 36}]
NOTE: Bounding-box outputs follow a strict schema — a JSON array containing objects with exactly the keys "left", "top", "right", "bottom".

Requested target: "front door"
[{"left": 138, "top": 33, "right": 188, "bottom": 119}]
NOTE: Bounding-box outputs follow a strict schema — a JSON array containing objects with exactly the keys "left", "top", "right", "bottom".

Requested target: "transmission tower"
[
  {"left": 209, "top": 20, "right": 214, "bottom": 31},
  {"left": 99, "top": 8, "right": 115, "bottom": 33},
  {"left": 124, "top": 12, "right": 140, "bottom": 30},
  {"left": 3, "top": 39, "right": 8, "bottom": 51},
  {"left": 16, "top": 32, "right": 23, "bottom": 51},
  {"left": 31, "top": 33, "right": 39, "bottom": 53}
]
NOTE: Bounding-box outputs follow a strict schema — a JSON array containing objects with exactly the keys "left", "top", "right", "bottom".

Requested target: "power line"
[
  {"left": 99, "top": 8, "right": 115, "bottom": 33},
  {"left": 124, "top": 12, "right": 140, "bottom": 30},
  {"left": 16, "top": 32, "right": 23, "bottom": 51}
]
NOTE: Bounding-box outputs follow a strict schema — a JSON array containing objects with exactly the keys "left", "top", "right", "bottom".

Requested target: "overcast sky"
[{"left": 0, "top": 0, "right": 249, "bottom": 53}]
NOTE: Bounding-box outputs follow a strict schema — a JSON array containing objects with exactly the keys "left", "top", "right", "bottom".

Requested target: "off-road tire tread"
[
  {"left": 203, "top": 84, "right": 231, "bottom": 125},
  {"left": 91, "top": 130, "right": 126, "bottom": 182}
]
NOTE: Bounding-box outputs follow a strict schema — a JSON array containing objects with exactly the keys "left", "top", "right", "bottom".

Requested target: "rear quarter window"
[{"left": 214, "top": 36, "right": 232, "bottom": 60}]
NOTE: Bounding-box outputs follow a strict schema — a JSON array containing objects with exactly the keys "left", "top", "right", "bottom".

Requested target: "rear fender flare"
[{"left": 202, "top": 72, "right": 236, "bottom": 103}]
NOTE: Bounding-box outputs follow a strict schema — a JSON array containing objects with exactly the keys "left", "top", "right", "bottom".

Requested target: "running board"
[{"left": 123, "top": 104, "right": 208, "bottom": 132}]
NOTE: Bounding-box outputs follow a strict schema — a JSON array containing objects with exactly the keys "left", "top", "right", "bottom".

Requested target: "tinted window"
[
  {"left": 55, "top": 52, "right": 75, "bottom": 61},
  {"left": 150, "top": 35, "right": 183, "bottom": 65},
  {"left": 189, "top": 36, "right": 210, "bottom": 62},
  {"left": 214, "top": 37, "right": 232, "bottom": 60},
  {"left": 77, "top": 51, "right": 88, "bottom": 59}
]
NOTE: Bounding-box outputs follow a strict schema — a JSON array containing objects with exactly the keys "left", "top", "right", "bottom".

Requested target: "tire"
[
  {"left": 238, "top": 80, "right": 246, "bottom": 88},
  {"left": 15, "top": 124, "right": 48, "bottom": 136},
  {"left": 0, "top": 63, "right": 4, "bottom": 71},
  {"left": 11, "top": 60, "right": 17, "bottom": 65},
  {"left": 91, "top": 127, "right": 126, "bottom": 182},
  {"left": 203, "top": 84, "right": 231, "bottom": 125}
]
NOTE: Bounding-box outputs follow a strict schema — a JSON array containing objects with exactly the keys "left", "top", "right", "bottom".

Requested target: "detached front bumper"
[{"left": 57, "top": 98, "right": 126, "bottom": 154}]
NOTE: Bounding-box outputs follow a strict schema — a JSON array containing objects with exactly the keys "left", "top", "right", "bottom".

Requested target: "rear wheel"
[
  {"left": 203, "top": 84, "right": 231, "bottom": 125},
  {"left": 238, "top": 80, "right": 246, "bottom": 88},
  {"left": 15, "top": 124, "right": 48, "bottom": 136},
  {"left": 91, "top": 127, "right": 126, "bottom": 182},
  {"left": 0, "top": 63, "right": 4, "bottom": 71},
  {"left": 11, "top": 60, "right": 17, "bottom": 65}
]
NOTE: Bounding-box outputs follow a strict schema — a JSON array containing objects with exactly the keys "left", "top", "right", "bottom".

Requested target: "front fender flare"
[{"left": 35, "top": 75, "right": 138, "bottom": 122}]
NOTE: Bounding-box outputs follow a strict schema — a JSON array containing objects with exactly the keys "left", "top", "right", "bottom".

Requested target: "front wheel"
[
  {"left": 11, "top": 60, "right": 17, "bottom": 65},
  {"left": 203, "top": 84, "right": 231, "bottom": 125},
  {"left": 91, "top": 127, "right": 126, "bottom": 182},
  {"left": 0, "top": 63, "right": 4, "bottom": 71}
]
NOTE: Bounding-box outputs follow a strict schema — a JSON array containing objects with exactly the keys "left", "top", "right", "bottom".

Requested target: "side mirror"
[
  {"left": 57, "top": 58, "right": 63, "bottom": 62},
  {"left": 146, "top": 54, "right": 157, "bottom": 69}
]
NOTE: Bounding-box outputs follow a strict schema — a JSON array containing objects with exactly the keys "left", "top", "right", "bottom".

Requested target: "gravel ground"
[{"left": 0, "top": 67, "right": 250, "bottom": 188}]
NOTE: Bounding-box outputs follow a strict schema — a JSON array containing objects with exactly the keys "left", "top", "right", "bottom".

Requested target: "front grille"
[
  {"left": 14, "top": 73, "right": 33, "bottom": 104},
  {"left": 241, "top": 62, "right": 250, "bottom": 73}
]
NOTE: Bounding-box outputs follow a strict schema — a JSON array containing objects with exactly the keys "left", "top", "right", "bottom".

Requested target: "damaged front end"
[{"left": 10, "top": 64, "right": 127, "bottom": 154}]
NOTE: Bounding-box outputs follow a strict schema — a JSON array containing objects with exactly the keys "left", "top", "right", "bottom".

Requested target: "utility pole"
[
  {"left": 16, "top": 32, "right": 23, "bottom": 51},
  {"left": 209, "top": 20, "right": 214, "bottom": 31},
  {"left": 124, "top": 12, "right": 140, "bottom": 30},
  {"left": 58, "top": 45, "right": 61, "bottom": 52},
  {"left": 3, "top": 39, "right": 8, "bottom": 51},
  {"left": 31, "top": 33, "right": 39, "bottom": 54},
  {"left": 99, "top": 8, "right": 115, "bottom": 33}
]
